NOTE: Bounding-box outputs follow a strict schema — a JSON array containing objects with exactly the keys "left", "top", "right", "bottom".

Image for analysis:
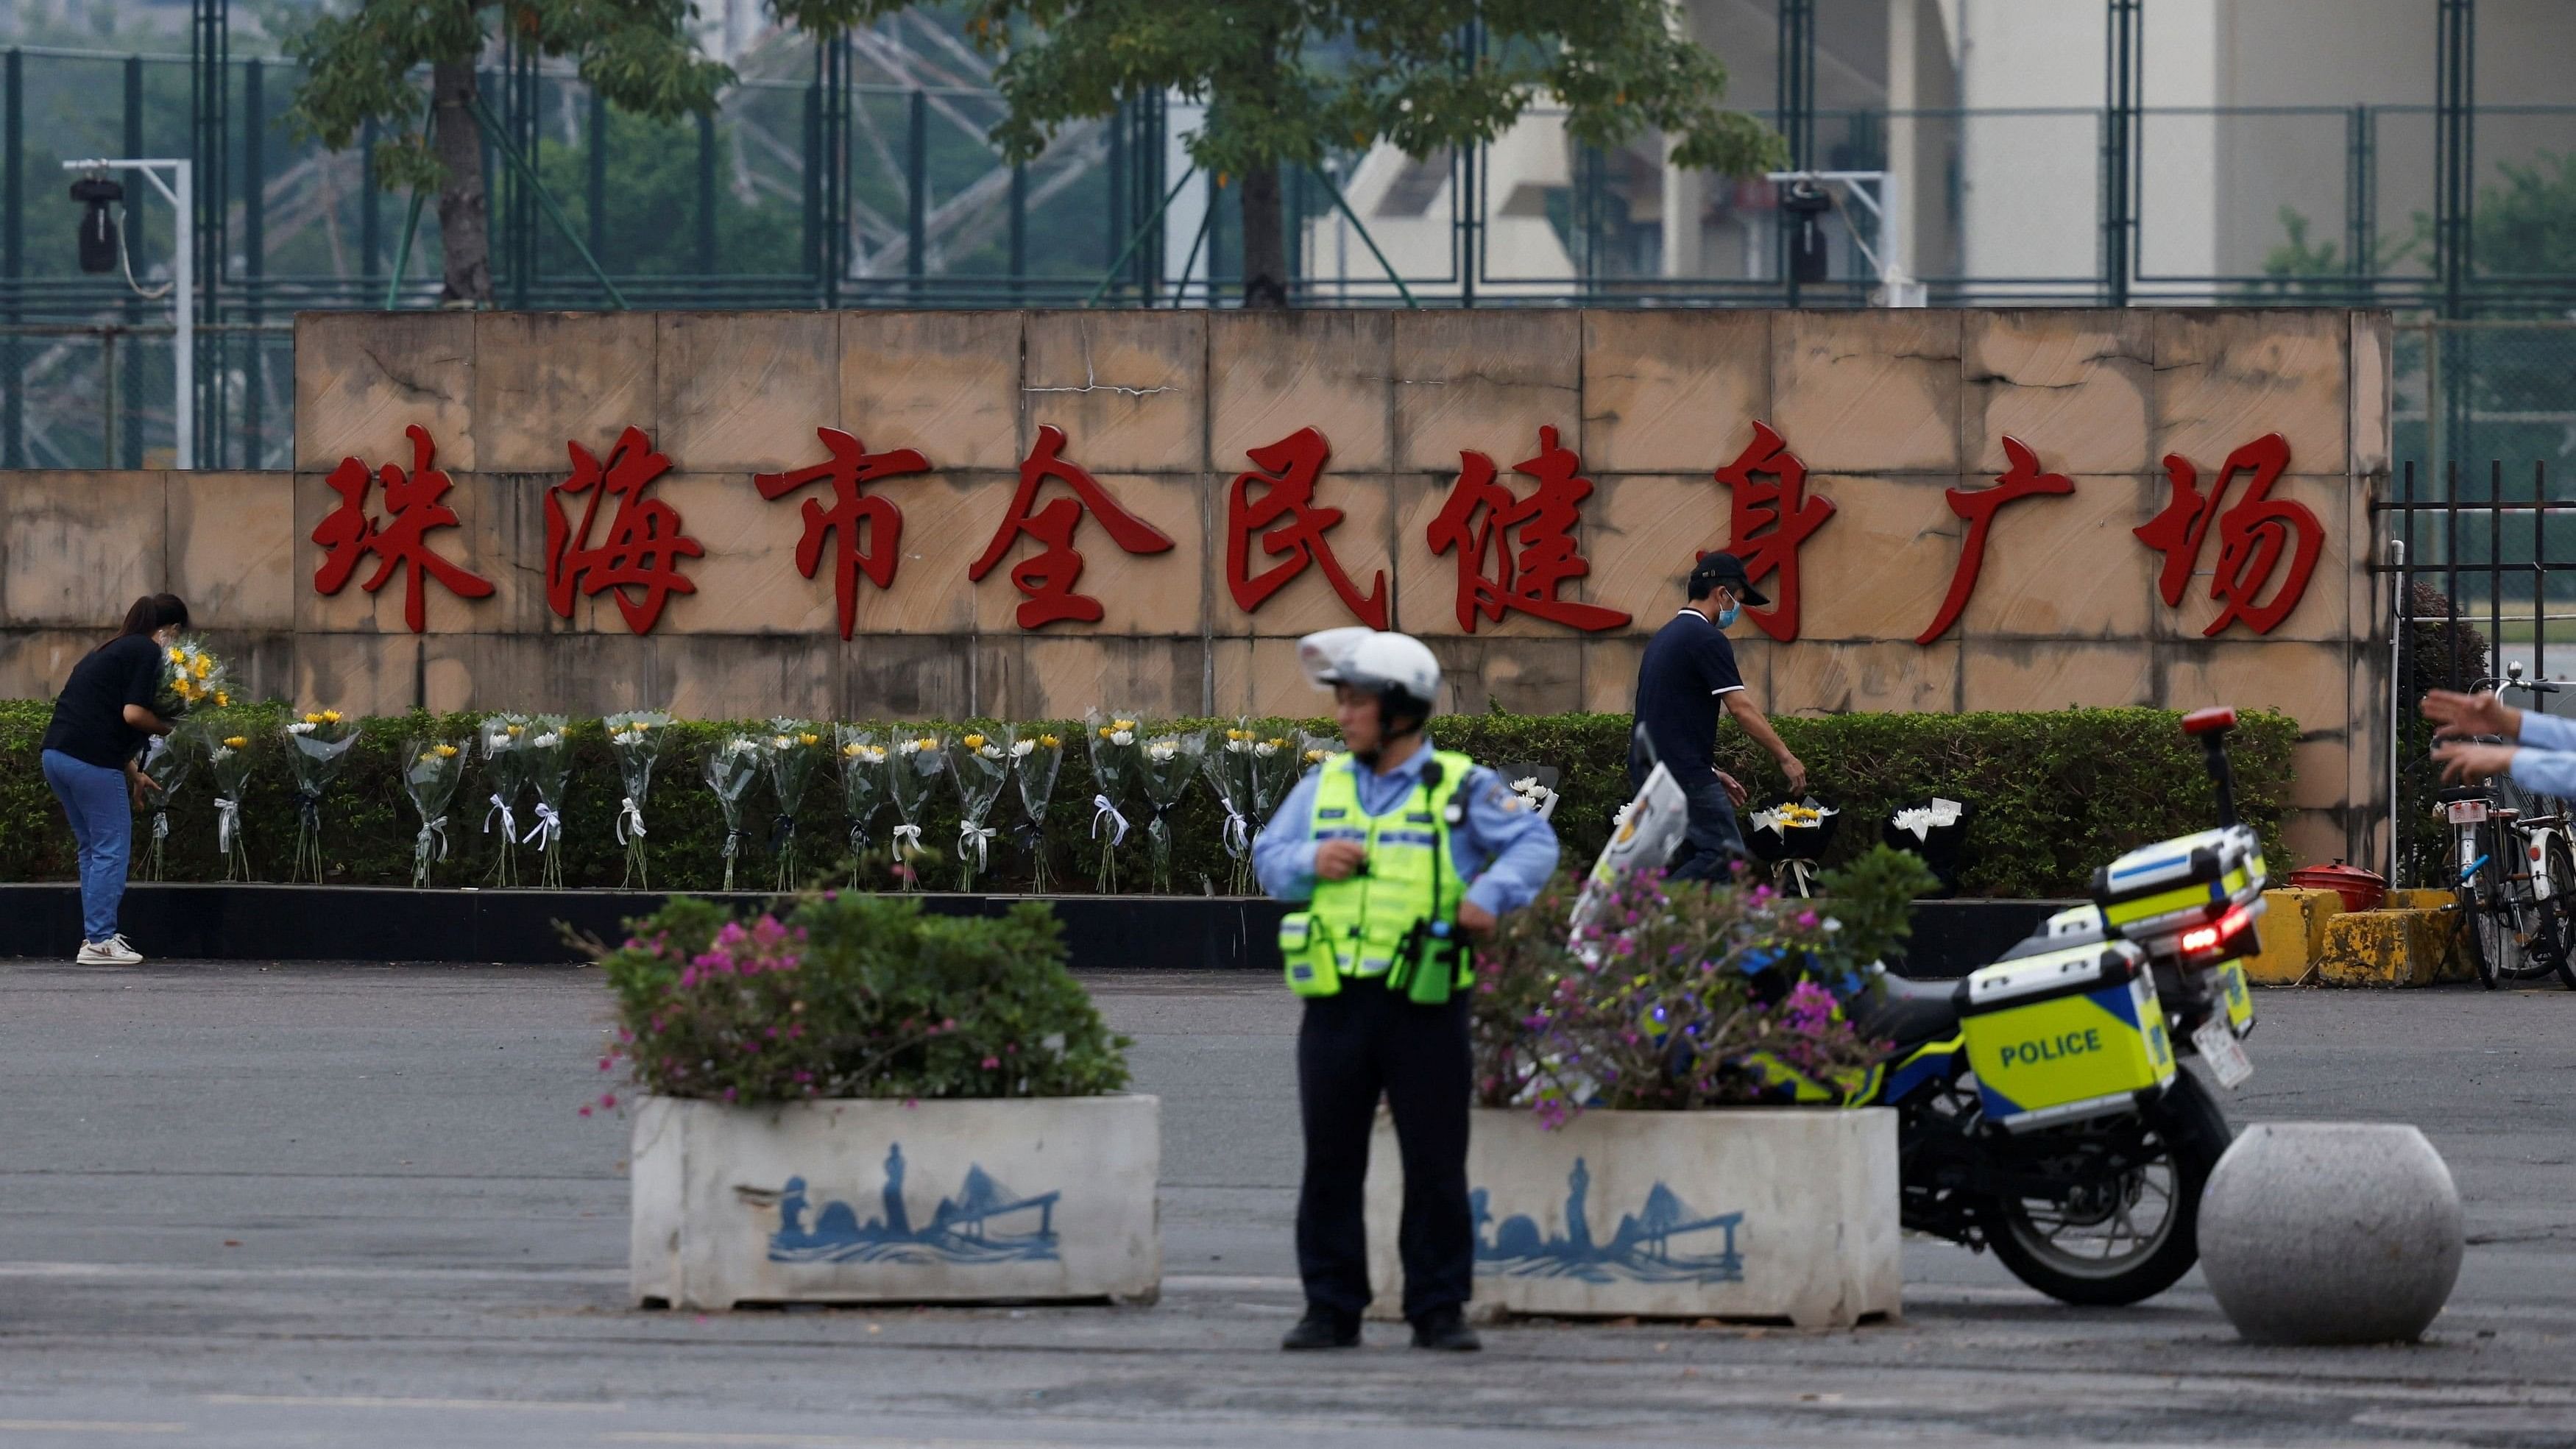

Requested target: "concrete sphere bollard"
[{"left": 2198, "top": 1122, "right": 2463, "bottom": 1345}]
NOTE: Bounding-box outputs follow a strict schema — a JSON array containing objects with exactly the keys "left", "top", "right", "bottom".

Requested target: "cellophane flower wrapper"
[
  {"left": 204, "top": 713, "right": 260, "bottom": 880},
  {"left": 946, "top": 731, "right": 1011, "bottom": 890},
  {"left": 403, "top": 737, "right": 467, "bottom": 887},
  {"left": 520, "top": 715, "right": 573, "bottom": 888},
  {"left": 1296, "top": 729, "right": 1339, "bottom": 779},
  {"left": 835, "top": 726, "right": 888, "bottom": 888},
  {"left": 138, "top": 724, "right": 204, "bottom": 882},
  {"left": 887, "top": 732, "right": 946, "bottom": 890},
  {"left": 1136, "top": 729, "right": 1206, "bottom": 893},
  {"left": 1083, "top": 708, "right": 1143, "bottom": 893},
  {"left": 1008, "top": 726, "right": 1065, "bottom": 893},
  {"left": 761, "top": 719, "right": 827, "bottom": 890},
  {"left": 604, "top": 712, "right": 670, "bottom": 888},
  {"left": 152, "top": 634, "right": 233, "bottom": 719},
  {"left": 282, "top": 710, "right": 360, "bottom": 884},
  {"left": 1250, "top": 727, "right": 1301, "bottom": 819},
  {"left": 478, "top": 713, "right": 534, "bottom": 886},
  {"left": 1204, "top": 722, "right": 1262, "bottom": 894},
  {"left": 703, "top": 737, "right": 763, "bottom": 890}
]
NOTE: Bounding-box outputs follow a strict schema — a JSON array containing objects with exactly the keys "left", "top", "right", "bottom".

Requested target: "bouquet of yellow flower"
[
  {"left": 1008, "top": 726, "right": 1064, "bottom": 893},
  {"left": 138, "top": 723, "right": 206, "bottom": 882},
  {"left": 1083, "top": 709, "right": 1142, "bottom": 893},
  {"left": 947, "top": 730, "right": 1011, "bottom": 891},
  {"left": 835, "top": 727, "right": 889, "bottom": 888},
  {"left": 886, "top": 732, "right": 946, "bottom": 890},
  {"left": 1203, "top": 723, "right": 1262, "bottom": 894},
  {"left": 283, "top": 709, "right": 358, "bottom": 884},
  {"left": 152, "top": 634, "right": 232, "bottom": 719},
  {"left": 403, "top": 738, "right": 467, "bottom": 887},
  {"left": 478, "top": 714, "right": 534, "bottom": 887},
  {"left": 204, "top": 715, "right": 260, "bottom": 880},
  {"left": 521, "top": 715, "right": 573, "bottom": 888},
  {"left": 762, "top": 719, "right": 827, "bottom": 890},
  {"left": 702, "top": 735, "right": 763, "bottom": 891},
  {"left": 604, "top": 712, "right": 670, "bottom": 888},
  {"left": 1746, "top": 797, "right": 1842, "bottom": 897}
]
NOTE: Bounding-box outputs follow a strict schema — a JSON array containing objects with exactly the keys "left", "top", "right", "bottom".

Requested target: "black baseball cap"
[{"left": 1687, "top": 551, "right": 1770, "bottom": 607}]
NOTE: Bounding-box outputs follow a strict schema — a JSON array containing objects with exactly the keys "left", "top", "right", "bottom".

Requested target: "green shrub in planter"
[{"left": 595, "top": 893, "right": 1131, "bottom": 1106}]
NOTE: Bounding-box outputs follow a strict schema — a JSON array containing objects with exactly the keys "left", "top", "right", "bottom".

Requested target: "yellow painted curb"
[
  {"left": 2315, "top": 908, "right": 2463, "bottom": 988},
  {"left": 2243, "top": 888, "right": 2342, "bottom": 985}
]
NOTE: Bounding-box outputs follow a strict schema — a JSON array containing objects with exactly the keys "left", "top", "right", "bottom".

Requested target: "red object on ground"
[
  {"left": 2182, "top": 706, "right": 2238, "bottom": 735},
  {"left": 2285, "top": 862, "right": 2388, "bottom": 914}
]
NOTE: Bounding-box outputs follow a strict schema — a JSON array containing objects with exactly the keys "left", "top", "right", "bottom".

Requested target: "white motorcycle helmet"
[{"left": 1298, "top": 627, "right": 1444, "bottom": 738}]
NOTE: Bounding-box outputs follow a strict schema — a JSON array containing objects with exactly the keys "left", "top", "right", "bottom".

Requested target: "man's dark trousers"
[
  {"left": 1295, "top": 977, "right": 1473, "bottom": 1322},
  {"left": 1667, "top": 776, "right": 1747, "bottom": 882}
]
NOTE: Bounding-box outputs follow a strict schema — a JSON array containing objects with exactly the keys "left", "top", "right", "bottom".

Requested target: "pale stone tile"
[
  {"left": 1219, "top": 468, "right": 1398, "bottom": 638},
  {"left": 2152, "top": 469, "right": 2352, "bottom": 643},
  {"left": 1014, "top": 635, "right": 1209, "bottom": 718},
  {"left": 1585, "top": 473, "right": 1729, "bottom": 628},
  {"left": 168, "top": 472, "right": 295, "bottom": 631},
  {"left": 1769, "top": 639, "right": 1958, "bottom": 717},
  {"left": 293, "top": 466, "right": 530, "bottom": 636},
  {"left": 0, "top": 628, "right": 130, "bottom": 701},
  {"left": 1, "top": 470, "right": 165, "bottom": 626},
  {"left": 1789, "top": 474, "right": 1958, "bottom": 643},
  {"left": 291, "top": 631, "right": 423, "bottom": 718},
  {"left": 1959, "top": 640, "right": 2155, "bottom": 712},
  {"left": 843, "top": 312, "right": 1024, "bottom": 472},
  {"left": 1212, "top": 636, "right": 1335, "bottom": 721},
  {"left": 473, "top": 312, "right": 657, "bottom": 472},
  {"left": 1580, "top": 311, "right": 1769, "bottom": 473},
  {"left": 1771, "top": 311, "right": 1962, "bottom": 474},
  {"left": 1023, "top": 311, "right": 1205, "bottom": 472},
  {"left": 655, "top": 312, "right": 841, "bottom": 474},
  {"left": 2156, "top": 637, "right": 2349, "bottom": 735},
  {"left": 2284, "top": 810, "right": 2344, "bottom": 871},
  {"left": 2291, "top": 737, "right": 2352, "bottom": 812},
  {"left": 1423, "top": 637, "right": 1585, "bottom": 716},
  {"left": 968, "top": 472, "right": 1206, "bottom": 637},
  {"left": 297, "top": 311, "right": 476, "bottom": 472},
  {"left": 2351, "top": 311, "right": 2392, "bottom": 476},
  {"left": 1390, "top": 461, "right": 1632, "bottom": 641},
  {"left": 1211, "top": 311, "right": 1394, "bottom": 473},
  {"left": 640, "top": 468, "right": 986, "bottom": 639},
  {"left": 2153, "top": 309, "right": 2349, "bottom": 477},
  {"left": 1958, "top": 475, "right": 2155, "bottom": 640},
  {"left": 1582, "top": 634, "right": 1646, "bottom": 715},
  {"left": 841, "top": 634, "right": 976, "bottom": 719},
  {"left": 1963, "top": 310, "right": 2153, "bottom": 475},
  {"left": 1392, "top": 311, "right": 1581, "bottom": 472}
]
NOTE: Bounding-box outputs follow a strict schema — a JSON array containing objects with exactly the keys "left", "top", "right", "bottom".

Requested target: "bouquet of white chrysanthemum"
[
  {"left": 1083, "top": 709, "right": 1142, "bottom": 893},
  {"left": 1008, "top": 726, "right": 1065, "bottom": 893},
  {"left": 604, "top": 712, "right": 670, "bottom": 888},
  {"left": 702, "top": 735, "right": 763, "bottom": 890},
  {"left": 886, "top": 731, "right": 946, "bottom": 890},
  {"left": 520, "top": 715, "right": 573, "bottom": 888},
  {"left": 205, "top": 715, "right": 260, "bottom": 881},
  {"left": 1251, "top": 728, "right": 1302, "bottom": 819},
  {"left": 762, "top": 719, "right": 827, "bottom": 890},
  {"left": 152, "top": 634, "right": 233, "bottom": 720},
  {"left": 138, "top": 723, "right": 205, "bottom": 882},
  {"left": 1136, "top": 728, "right": 1206, "bottom": 894},
  {"left": 404, "top": 738, "right": 468, "bottom": 887},
  {"left": 283, "top": 709, "right": 360, "bottom": 884},
  {"left": 947, "top": 730, "right": 1011, "bottom": 891},
  {"left": 834, "top": 727, "right": 889, "bottom": 888},
  {"left": 1296, "top": 729, "right": 1339, "bottom": 777},
  {"left": 1203, "top": 723, "right": 1262, "bottom": 894},
  {"left": 478, "top": 714, "right": 534, "bottom": 887}
]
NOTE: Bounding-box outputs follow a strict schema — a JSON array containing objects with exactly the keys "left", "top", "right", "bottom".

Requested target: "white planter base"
[
  {"left": 631, "top": 1094, "right": 1160, "bottom": 1310},
  {"left": 1365, "top": 1106, "right": 1900, "bottom": 1328}
]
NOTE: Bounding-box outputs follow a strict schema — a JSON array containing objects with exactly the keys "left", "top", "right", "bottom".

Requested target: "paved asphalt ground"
[{"left": 1, "top": 963, "right": 2573, "bottom": 1448}]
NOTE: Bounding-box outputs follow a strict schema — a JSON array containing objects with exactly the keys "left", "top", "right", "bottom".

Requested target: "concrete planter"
[
  {"left": 1366, "top": 1106, "right": 1900, "bottom": 1327},
  {"left": 631, "top": 1094, "right": 1160, "bottom": 1309}
]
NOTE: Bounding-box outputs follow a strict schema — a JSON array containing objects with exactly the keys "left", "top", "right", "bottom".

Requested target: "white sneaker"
[{"left": 76, "top": 938, "right": 143, "bottom": 966}]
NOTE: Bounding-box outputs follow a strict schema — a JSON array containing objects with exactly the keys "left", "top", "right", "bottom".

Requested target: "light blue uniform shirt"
[
  {"left": 1252, "top": 737, "right": 1561, "bottom": 918},
  {"left": 2510, "top": 708, "right": 2576, "bottom": 796}
]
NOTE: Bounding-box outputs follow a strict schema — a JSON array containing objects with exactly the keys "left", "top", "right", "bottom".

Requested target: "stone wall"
[{"left": 0, "top": 307, "right": 2391, "bottom": 865}]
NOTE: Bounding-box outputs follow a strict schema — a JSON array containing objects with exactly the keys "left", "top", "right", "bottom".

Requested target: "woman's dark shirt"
[{"left": 41, "top": 634, "right": 163, "bottom": 770}]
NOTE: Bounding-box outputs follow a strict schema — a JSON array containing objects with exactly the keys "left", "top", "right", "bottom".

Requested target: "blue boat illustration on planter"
[
  {"left": 1473, "top": 1157, "right": 1744, "bottom": 1284},
  {"left": 768, "top": 1144, "right": 1062, "bottom": 1266}
]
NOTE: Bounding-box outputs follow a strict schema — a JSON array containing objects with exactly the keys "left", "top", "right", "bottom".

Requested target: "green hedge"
[{"left": 0, "top": 700, "right": 2296, "bottom": 898}]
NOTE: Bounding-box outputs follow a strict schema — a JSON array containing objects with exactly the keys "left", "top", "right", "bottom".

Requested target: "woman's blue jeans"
[{"left": 42, "top": 749, "right": 130, "bottom": 944}]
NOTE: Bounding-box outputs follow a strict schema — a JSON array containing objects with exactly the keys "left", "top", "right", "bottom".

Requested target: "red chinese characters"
[
  {"left": 1915, "top": 436, "right": 2075, "bottom": 645},
  {"left": 1712, "top": 422, "right": 1834, "bottom": 642},
  {"left": 1224, "top": 426, "right": 1388, "bottom": 629},
  {"left": 971, "top": 425, "right": 1176, "bottom": 629},
  {"left": 2135, "top": 432, "right": 2319, "bottom": 637},
  {"left": 754, "top": 428, "right": 933, "bottom": 640},
  {"left": 311, "top": 424, "right": 495, "bottom": 634},
  {"left": 545, "top": 426, "right": 704, "bottom": 635},
  {"left": 1425, "top": 425, "right": 1630, "bottom": 634}
]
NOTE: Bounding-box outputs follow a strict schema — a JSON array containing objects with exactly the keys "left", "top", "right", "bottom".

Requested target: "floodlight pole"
[
  {"left": 1763, "top": 168, "right": 1925, "bottom": 308},
  {"left": 63, "top": 157, "right": 193, "bottom": 467}
]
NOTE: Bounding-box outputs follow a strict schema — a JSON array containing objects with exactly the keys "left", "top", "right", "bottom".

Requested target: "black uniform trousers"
[{"left": 1295, "top": 974, "right": 1473, "bottom": 1322}]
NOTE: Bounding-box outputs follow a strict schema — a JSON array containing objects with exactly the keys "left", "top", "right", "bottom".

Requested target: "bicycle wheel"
[
  {"left": 2548, "top": 835, "right": 2576, "bottom": 991},
  {"left": 2489, "top": 827, "right": 2560, "bottom": 983},
  {"left": 2464, "top": 821, "right": 2511, "bottom": 989}
]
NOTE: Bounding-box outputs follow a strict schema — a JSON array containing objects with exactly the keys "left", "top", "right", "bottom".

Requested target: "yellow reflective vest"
[{"left": 1279, "top": 749, "right": 1475, "bottom": 1004}]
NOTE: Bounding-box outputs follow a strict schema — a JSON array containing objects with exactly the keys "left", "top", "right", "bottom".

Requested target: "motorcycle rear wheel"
[{"left": 1977, "top": 1070, "right": 2231, "bottom": 1307}]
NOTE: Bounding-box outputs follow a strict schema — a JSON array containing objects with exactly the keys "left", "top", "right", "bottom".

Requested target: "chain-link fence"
[{"left": 0, "top": 322, "right": 289, "bottom": 470}]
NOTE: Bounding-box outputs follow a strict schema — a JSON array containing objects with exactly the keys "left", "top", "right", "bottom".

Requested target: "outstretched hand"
[
  {"left": 2422, "top": 689, "right": 2516, "bottom": 741},
  {"left": 2435, "top": 740, "right": 2518, "bottom": 785}
]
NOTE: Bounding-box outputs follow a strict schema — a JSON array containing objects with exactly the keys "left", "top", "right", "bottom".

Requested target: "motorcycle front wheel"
[{"left": 1976, "top": 1069, "right": 2231, "bottom": 1307}]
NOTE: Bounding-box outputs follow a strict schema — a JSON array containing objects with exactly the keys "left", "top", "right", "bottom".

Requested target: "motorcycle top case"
[
  {"left": 1960, "top": 938, "right": 2176, "bottom": 1131},
  {"left": 2090, "top": 823, "right": 2267, "bottom": 956}
]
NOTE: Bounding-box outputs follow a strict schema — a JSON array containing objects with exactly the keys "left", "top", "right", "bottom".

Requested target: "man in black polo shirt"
[{"left": 1629, "top": 553, "right": 1808, "bottom": 881}]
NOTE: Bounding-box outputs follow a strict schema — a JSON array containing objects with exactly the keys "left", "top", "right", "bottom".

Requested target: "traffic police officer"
[{"left": 1253, "top": 628, "right": 1560, "bottom": 1353}]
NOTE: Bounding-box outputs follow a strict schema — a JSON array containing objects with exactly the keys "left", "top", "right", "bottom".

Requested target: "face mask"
[{"left": 1714, "top": 597, "right": 1741, "bottom": 629}]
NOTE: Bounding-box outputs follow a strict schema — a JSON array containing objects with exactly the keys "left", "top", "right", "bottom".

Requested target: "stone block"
[
  {"left": 2241, "top": 887, "right": 2343, "bottom": 985},
  {"left": 2284, "top": 810, "right": 2347, "bottom": 873},
  {"left": 1956, "top": 475, "right": 2155, "bottom": 640},
  {"left": 2152, "top": 308, "right": 2349, "bottom": 478},
  {"left": 637, "top": 471, "right": 981, "bottom": 639},
  {"left": 291, "top": 631, "right": 423, "bottom": 718},
  {"left": 843, "top": 311, "right": 1024, "bottom": 472},
  {"left": 1771, "top": 640, "right": 1958, "bottom": 717},
  {"left": 2198, "top": 1122, "right": 2462, "bottom": 1344},
  {"left": 1211, "top": 637, "right": 1333, "bottom": 722},
  {"left": 1788, "top": 475, "right": 1960, "bottom": 642},
  {"left": 1959, "top": 640, "right": 2155, "bottom": 712},
  {"left": 1209, "top": 311, "right": 1394, "bottom": 474},
  {"left": 2351, "top": 311, "right": 2392, "bottom": 475},
  {"left": 1022, "top": 311, "right": 1204, "bottom": 472},
  {"left": 1005, "top": 635, "right": 1209, "bottom": 720},
  {"left": 2156, "top": 469, "right": 2352, "bottom": 643},
  {"left": 1963, "top": 310, "right": 2153, "bottom": 475},
  {"left": 2315, "top": 908, "right": 2454, "bottom": 988},
  {"left": 296, "top": 311, "right": 477, "bottom": 472},
  {"left": 1581, "top": 635, "right": 1647, "bottom": 715},
  {"left": 1770, "top": 311, "right": 1962, "bottom": 475},
  {"left": 842, "top": 633, "right": 977, "bottom": 720},
  {"left": 2156, "top": 639, "right": 2350, "bottom": 734},
  {"left": 1583, "top": 474, "right": 1728, "bottom": 629},
  {"left": 655, "top": 312, "right": 841, "bottom": 475},
  {"left": 0, "top": 628, "right": 116, "bottom": 701},
  {"left": 169, "top": 472, "right": 296, "bottom": 631},
  {"left": 1390, "top": 469, "right": 1624, "bottom": 640},
  {"left": 969, "top": 473, "right": 1206, "bottom": 637},
  {"left": 474, "top": 312, "right": 658, "bottom": 473},
  {"left": 1, "top": 471, "right": 165, "bottom": 626},
  {"left": 1393, "top": 311, "right": 1582, "bottom": 473},
  {"left": 1424, "top": 636, "right": 1585, "bottom": 716},
  {"left": 1579, "top": 311, "right": 1769, "bottom": 473},
  {"left": 292, "top": 469, "right": 545, "bottom": 637},
  {"left": 1216, "top": 469, "right": 1398, "bottom": 640}
]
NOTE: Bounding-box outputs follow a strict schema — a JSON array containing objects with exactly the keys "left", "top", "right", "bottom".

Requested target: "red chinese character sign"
[
  {"left": 545, "top": 426, "right": 704, "bottom": 635},
  {"left": 1713, "top": 422, "right": 1833, "bottom": 642},
  {"left": 1426, "top": 426, "right": 1631, "bottom": 634},
  {"left": 753, "top": 428, "right": 933, "bottom": 640},
  {"left": 2135, "top": 432, "right": 2319, "bottom": 636},
  {"left": 311, "top": 425, "right": 495, "bottom": 634},
  {"left": 1224, "top": 426, "right": 1388, "bottom": 630},
  {"left": 1915, "top": 436, "right": 2075, "bottom": 645},
  {"left": 971, "top": 425, "right": 1176, "bottom": 629}
]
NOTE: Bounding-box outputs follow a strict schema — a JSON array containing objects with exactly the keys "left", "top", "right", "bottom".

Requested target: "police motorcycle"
[{"left": 1855, "top": 706, "right": 2262, "bottom": 1305}]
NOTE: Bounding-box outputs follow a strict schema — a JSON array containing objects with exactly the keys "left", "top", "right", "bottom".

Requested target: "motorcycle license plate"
[
  {"left": 2447, "top": 798, "right": 2491, "bottom": 824},
  {"left": 2193, "top": 1018, "right": 2254, "bottom": 1090}
]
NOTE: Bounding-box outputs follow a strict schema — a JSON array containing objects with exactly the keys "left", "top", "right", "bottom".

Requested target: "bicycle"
[{"left": 2442, "top": 667, "right": 2576, "bottom": 991}]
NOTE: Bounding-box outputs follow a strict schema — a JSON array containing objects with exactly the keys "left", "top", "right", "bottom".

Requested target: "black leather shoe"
[
  {"left": 1409, "top": 1306, "right": 1482, "bottom": 1351},
  {"left": 1281, "top": 1306, "right": 1362, "bottom": 1350}
]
